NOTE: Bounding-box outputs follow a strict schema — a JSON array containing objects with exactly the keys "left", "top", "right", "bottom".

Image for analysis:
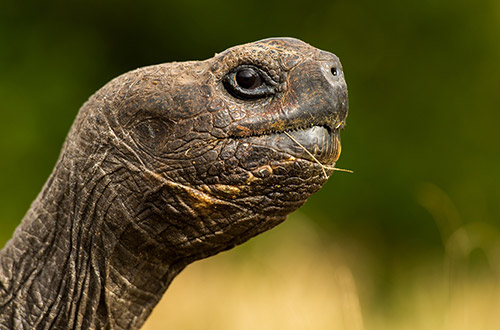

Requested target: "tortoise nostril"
[{"left": 331, "top": 67, "right": 338, "bottom": 77}]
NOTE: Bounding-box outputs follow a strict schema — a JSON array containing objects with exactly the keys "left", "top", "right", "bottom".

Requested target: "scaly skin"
[{"left": 0, "top": 38, "right": 348, "bottom": 329}]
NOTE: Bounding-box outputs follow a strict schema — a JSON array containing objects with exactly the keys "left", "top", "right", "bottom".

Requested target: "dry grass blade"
[{"left": 283, "top": 131, "right": 353, "bottom": 178}]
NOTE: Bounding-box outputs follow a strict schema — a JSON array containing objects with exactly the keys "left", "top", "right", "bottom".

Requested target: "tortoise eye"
[
  {"left": 223, "top": 65, "right": 277, "bottom": 100},
  {"left": 235, "top": 68, "right": 263, "bottom": 90}
]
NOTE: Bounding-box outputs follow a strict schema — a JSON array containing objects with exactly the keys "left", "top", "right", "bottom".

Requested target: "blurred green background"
[{"left": 1, "top": 0, "right": 499, "bottom": 328}]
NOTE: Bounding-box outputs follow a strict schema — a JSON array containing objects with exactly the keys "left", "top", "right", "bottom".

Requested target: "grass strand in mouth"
[{"left": 283, "top": 131, "right": 353, "bottom": 179}]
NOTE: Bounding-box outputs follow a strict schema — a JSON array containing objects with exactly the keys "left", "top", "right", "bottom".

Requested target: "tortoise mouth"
[
  {"left": 237, "top": 124, "right": 341, "bottom": 165},
  {"left": 274, "top": 125, "right": 340, "bottom": 164}
]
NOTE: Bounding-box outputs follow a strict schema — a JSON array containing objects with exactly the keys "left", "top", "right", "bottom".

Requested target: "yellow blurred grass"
[{"left": 142, "top": 210, "right": 500, "bottom": 330}]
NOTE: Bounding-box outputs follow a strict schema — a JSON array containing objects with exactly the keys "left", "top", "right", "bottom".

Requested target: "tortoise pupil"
[{"left": 236, "top": 68, "right": 262, "bottom": 89}]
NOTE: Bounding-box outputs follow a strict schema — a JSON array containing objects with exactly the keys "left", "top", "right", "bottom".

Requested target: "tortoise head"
[{"left": 69, "top": 37, "right": 348, "bottom": 260}]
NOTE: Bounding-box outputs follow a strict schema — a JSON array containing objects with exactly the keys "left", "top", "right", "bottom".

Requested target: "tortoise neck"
[{"left": 0, "top": 156, "right": 183, "bottom": 329}]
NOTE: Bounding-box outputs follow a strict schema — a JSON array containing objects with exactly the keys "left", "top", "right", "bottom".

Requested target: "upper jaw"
[
  {"left": 226, "top": 121, "right": 339, "bottom": 140},
  {"left": 223, "top": 103, "right": 347, "bottom": 140}
]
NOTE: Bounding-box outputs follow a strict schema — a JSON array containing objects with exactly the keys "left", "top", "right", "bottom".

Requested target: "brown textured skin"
[{"left": 0, "top": 38, "right": 348, "bottom": 329}]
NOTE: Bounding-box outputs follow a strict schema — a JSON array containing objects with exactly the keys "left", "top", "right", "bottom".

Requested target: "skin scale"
[{"left": 0, "top": 37, "right": 348, "bottom": 329}]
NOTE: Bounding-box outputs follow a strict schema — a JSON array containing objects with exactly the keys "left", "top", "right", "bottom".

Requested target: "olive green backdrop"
[{"left": 1, "top": 0, "right": 499, "bottom": 313}]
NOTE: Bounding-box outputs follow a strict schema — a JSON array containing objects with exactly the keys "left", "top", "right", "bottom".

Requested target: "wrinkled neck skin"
[{"left": 0, "top": 150, "right": 186, "bottom": 329}]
